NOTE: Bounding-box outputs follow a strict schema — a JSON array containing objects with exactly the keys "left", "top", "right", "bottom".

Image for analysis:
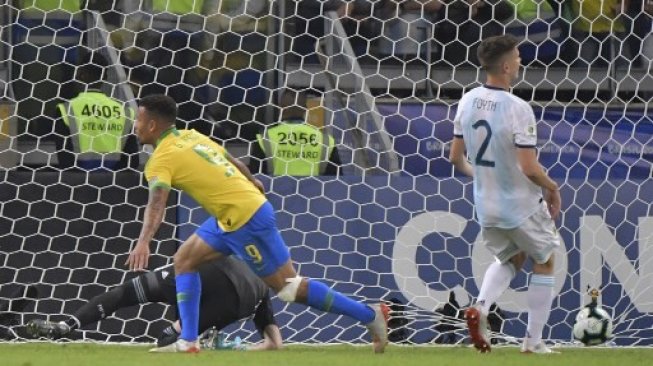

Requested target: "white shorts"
[{"left": 481, "top": 202, "right": 560, "bottom": 264}]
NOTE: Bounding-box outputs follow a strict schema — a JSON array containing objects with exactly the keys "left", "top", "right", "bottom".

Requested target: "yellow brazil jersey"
[{"left": 145, "top": 128, "right": 266, "bottom": 232}]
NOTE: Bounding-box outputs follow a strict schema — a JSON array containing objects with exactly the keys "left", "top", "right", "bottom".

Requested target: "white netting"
[{"left": 1, "top": 0, "right": 652, "bottom": 346}]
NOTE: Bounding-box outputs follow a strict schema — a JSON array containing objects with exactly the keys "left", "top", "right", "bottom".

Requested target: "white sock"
[
  {"left": 526, "top": 274, "right": 555, "bottom": 345},
  {"left": 477, "top": 261, "right": 516, "bottom": 315}
]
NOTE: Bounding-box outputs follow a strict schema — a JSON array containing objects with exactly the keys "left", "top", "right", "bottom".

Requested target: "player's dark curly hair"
[
  {"left": 139, "top": 94, "right": 177, "bottom": 126},
  {"left": 477, "top": 34, "right": 520, "bottom": 74}
]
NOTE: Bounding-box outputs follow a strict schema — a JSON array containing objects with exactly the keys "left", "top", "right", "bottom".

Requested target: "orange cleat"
[{"left": 465, "top": 306, "right": 491, "bottom": 353}]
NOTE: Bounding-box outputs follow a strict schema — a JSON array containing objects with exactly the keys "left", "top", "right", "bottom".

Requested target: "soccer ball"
[{"left": 572, "top": 306, "right": 613, "bottom": 346}]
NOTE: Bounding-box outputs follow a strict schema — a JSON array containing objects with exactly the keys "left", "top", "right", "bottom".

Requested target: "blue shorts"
[{"left": 195, "top": 201, "right": 290, "bottom": 277}]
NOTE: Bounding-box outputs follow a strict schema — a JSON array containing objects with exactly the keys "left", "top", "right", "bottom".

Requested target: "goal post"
[{"left": 1, "top": 1, "right": 653, "bottom": 347}]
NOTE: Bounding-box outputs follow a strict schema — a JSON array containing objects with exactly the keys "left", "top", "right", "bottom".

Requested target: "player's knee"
[
  {"left": 173, "top": 250, "right": 194, "bottom": 273},
  {"left": 173, "top": 242, "right": 199, "bottom": 272},
  {"left": 277, "top": 276, "right": 303, "bottom": 302},
  {"left": 533, "top": 253, "right": 555, "bottom": 275}
]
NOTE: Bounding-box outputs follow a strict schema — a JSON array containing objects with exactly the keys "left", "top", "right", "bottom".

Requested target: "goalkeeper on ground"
[{"left": 26, "top": 256, "right": 282, "bottom": 351}]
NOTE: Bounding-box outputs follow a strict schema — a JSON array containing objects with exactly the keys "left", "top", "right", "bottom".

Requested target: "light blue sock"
[
  {"left": 176, "top": 272, "right": 201, "bottom": 342},
  {"left": 306, "top": 280, "right": 375, "bottom": 324}
]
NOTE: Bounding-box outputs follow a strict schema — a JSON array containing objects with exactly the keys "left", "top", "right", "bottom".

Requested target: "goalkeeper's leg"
[
  {"left": 70, "top": 272, "right": 166, "bottom": 329},
  {"left": 27, "top": 272, "right": 165, "bottom": 338},
  {"left": 2, "top": 284, "right": 38, "bottom": 339}
]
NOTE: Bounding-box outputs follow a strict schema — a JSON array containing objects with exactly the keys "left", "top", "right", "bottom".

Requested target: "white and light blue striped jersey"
[{"left": 453, "top": 85, "right": 542, "bottom": 228}]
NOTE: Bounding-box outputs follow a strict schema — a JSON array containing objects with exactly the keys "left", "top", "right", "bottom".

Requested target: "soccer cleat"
[
  {"left": 366, "top": 303, "right": 390, "bottom": 354},
  {"left": 465, "top": 305, "right": 491, "bottom": 353},
  {"left": 156, "top": 326, "right": 180, "bottom": 347},
  {"left": 521, "top": 340, "right": 559, "bottom": 354},
  {"left": 149, "top": 338, "right": 200, "bottom": 353},
  {"left": 26, "top": 319, "right": 71, "bottom": 339}
]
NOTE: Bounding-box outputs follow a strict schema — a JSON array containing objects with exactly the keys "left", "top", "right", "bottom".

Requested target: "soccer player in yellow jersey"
[{"left": 126, "top": 95, "right": 389, "bottom": 353}]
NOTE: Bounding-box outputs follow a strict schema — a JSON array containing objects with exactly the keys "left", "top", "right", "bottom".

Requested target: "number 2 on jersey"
[{"left": 472, "top": 120, "right": 495, "bottom": 167}]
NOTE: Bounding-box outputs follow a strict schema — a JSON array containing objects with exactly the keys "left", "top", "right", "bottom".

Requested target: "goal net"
[{"left": 1, "top": 0, "right": 653, "bottom": 347}]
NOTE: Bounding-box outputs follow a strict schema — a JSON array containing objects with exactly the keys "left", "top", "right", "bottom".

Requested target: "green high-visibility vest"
[
  {"left": 151, "top": 0, "right": 205, "bottom": 14},
  {"left": 506, "top": 0, "right": 553, "bottom": 21},
  {"left": 257, "top": 122, "right": 335, "bottom": 176},
  {"left": 57, "top": 91, "right": 134, "bottom": 163},
  {"left": 19, "top": 0, "right": 80, "bottom": 12}
]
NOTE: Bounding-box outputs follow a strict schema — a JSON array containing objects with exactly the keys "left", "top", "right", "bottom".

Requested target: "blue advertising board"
[{"left": 377, "top": 103, "right": 653, "bottom": 179}]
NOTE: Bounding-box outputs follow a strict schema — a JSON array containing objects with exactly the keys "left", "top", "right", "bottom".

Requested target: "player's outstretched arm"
[
  {"left": 247, "top": 294, "right": 282, "bottom": 350},
  {"left": 26, "top": 276, "right": 154, "bottom": 339},
  {"left": 246, "top": 324, "right": 283, "bottom": 351},
  {"left": 126, "top": 184, "right": 170, "bottom": 270},
  {"left": 449, "top": 137, "right": 474, "bottom": 177},
  {"left": 71, "top": 277, "right": 149, "bottom": 327}
]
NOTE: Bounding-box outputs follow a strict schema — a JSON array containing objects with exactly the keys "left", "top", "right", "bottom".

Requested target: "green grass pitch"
[{"left": 1, "top": 343, "right": 652, "bottom": 366}]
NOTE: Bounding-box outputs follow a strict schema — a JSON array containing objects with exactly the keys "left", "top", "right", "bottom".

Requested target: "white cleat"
[
  {"left": 366, "top": 303, "right": 390, "bottom": 354},
  {"left": 521, "top": 340, "right": 559, "bottom": 354},
  {"left": 149, "top": 338, "right": 200, "bottom": 353}
]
